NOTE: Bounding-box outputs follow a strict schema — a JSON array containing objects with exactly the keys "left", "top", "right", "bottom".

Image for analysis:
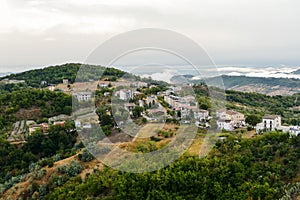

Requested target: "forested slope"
[{"left": 45, "top": 132, "right": 300, "bottom": 200}]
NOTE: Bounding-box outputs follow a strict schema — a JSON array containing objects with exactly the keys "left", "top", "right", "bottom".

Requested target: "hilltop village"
[
  {"left": 4, "top": 73, "right": 300, "bottom": 144},
  {"left": 1, "top": 64, "right": 300, "bottom": 199}
]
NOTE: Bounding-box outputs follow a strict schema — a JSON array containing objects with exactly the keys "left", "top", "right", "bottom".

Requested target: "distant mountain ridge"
[
  {"left": 171, "top": 74, "right": 300, "bottom": 96},
  {"left": 206, "top": 75, "right": 300, "bottom": 89},
  {"left": 292, "top": 68, "right": 300, "bottom": 74}
]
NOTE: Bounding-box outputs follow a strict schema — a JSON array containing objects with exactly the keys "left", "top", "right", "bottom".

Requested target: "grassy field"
[
  {"left": 185, "top": 134, "right": 205, "bottom": 156},
  {"left": 135, "top": 123, "right": 165, "bottom": 138}
]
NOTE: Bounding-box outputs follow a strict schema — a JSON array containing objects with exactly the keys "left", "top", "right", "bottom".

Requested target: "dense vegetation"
[
  {"left": 1, "top": 63, "right": 167, "bottom": 88},
  {"left": 1, "top": 63, "right": 81, "bottom": 87},
  {"left": 1, "top": 63, "right": 127, "bottom": 87},
  {"left": 1, "top": 64, "right": 300, "bottom": 199},
  {"left": 206, "top": 75, "right": 300, "bottom": 89},
  {"left": 0, "top": 123, "right": 78, "bottom": 185},
  {"left": 226, "top": 90, "right": 300, "bottom": 125},
  {"left": 0, "top": 82, "right": 28, "bottom": 94},
  {"left": 45, "top": 132, "right": 300, "bottom": 200},
  {"left": 0, "top": 88, "right": 72, "bottom": 132},
  {"left": 191, "top": 84, "right": 300, "bottom": 125}
]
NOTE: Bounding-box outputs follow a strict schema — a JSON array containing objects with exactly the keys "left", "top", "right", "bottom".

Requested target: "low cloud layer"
[{"left": 142, "top": 65, "right": 300, "bottom": 82}]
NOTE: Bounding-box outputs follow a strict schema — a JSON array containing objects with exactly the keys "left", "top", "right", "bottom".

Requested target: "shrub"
[
  {"left": 247, "top": 126, "right": 253, "bottom": 131},
  {"left": 142, "top": 117, "right": 147, "bottom": 123},
  {"left": 48, "top": 159, "right": 54, "bottom": 168},
  {"left": 29, "top": 163, "right": 41, "bottom": 173},
  {"left": 39, "top": 183, "right": 47, "bottom": 197},
  {"left": 150, "top": 136, "right": 161, "bottom": 142},
  {"left": 78, "top": 149, "right": 95, "bottom": 162},
  {"left": 33, "top": 169, "right": 47, "bottom": 180},
  {"left": 53, "top": 154, "right": 61, "bottom": 162},
  {"left": 57, "top": 161, "right": 83, "bottom": 178}
]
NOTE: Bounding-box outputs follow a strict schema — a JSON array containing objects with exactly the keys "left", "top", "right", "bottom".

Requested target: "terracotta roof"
[
  {"left": 226, "top": 110, "right": 240, "bottom": 115},
  {"left": 263, "top": 115, "right": 280, "bottom": 119}
]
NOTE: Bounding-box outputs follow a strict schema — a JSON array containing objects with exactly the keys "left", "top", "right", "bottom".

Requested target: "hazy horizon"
[{"left": 1, "top": 63, "right": 300, "bottom": 83}]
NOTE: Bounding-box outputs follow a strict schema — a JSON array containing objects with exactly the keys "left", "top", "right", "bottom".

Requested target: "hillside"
[
  {"left": 224, "top": 90, "right": 300, "bottom": 125},
  {"left": 1, "top": 63, "right": 167, "bottom": 88},
  {"left": 0, "top": 88, "right": 72, "bottom": 135},
  {"left": 1, "top": 63, "right": 82, "bottom": 87},
  {"left": 0, "top": 63, "right": 126, "bottom": 87},
  {"left": 293, "top": 69, "right": 300, "bottom": 74},
  {"left": 1, "top": 64, "right": 300, "bottom": 200},
  {"left": 44, "top": 132, "right": 300, "bottom": 200},
  {"left": 173, "top": 75, "right": 300, "bottom": 96},
  {"left": 206, "top": 75, "right": 300, "bottom": 89}
]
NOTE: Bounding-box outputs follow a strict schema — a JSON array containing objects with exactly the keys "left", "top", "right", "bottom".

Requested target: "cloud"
[
  {"left": 190, "top": 65, "right": 300, "bottom": 79},
  {"left": 141, "top": 69, "right": 176, "bottom": 83},
  {"left": 227, "top": 72, "right": 244, "bottom": 76},
  {"left": 221, "top": 66, "right": 300, "bottom": 79},
  {"left": 1, "top": 0, "right": 300, "bottom": 69}
]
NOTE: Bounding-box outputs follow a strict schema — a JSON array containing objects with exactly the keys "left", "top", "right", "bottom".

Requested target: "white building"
[
  {"left": 290, "top": 126, "right": 300, "bottom": 136},
  {"left": 99, "top": 83, "right": 108, "bottom": 88},
  {"left": 63, "top": 79, "right": 69, "bottom": 84},
  {"left": 194, "top": 109, "right": 209, "bottom": 121},
  {"left": 131, "top": 82, "right": 148, "bottom": 88},
  {"left": 83, "top": 124, "right": 92, "bottom": 129},
  {"left": 139, "top": 100, "right": 144, "bottom": 107},
  {"left": 104, "top": 92, "right": 110, "bottom": 97},
  {"left": 180, "top": 107, "right": 190, "bottom": 119},
  {"left": 75, "top": 120, "right": 82, "bottom": 128},
  {"left": 256, "top": 115, "right": 282, "bottom": 133},
  {"left": 216, "top": 109, "right": 245, "bottom": 127},
  {"left": 217, "top": 119, "right": 234, "bottom": 131},
  {"left": 74, "top": 92, "right": 92, "bottom": 102},
  {"left": 146, "top": 95, "right": 157, "bottom": 105},
  {"left": 119, "top": 89, "right": 133, "bottom": 101}
]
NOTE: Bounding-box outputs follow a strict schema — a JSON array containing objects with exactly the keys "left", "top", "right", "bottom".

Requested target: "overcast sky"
[{"left": 0, "top": 0, "right": 300, "bottom": 72}]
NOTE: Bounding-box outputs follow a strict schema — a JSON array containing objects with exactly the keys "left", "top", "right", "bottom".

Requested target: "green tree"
[
  {"left": 177, "top": 110, "right": 181, "bottom": 118},
  {"left": 100, "top": 114, "right": 113, "bottom": 126},
  {"left": 132, "top": 106, "right": 143, "bottom": 118},
  {"left": 246, "top": 114, "right": 261, "bottom": 126}
]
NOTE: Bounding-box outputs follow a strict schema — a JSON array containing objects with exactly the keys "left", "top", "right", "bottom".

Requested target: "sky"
[{"left": 0, "top": 0, "right": 300, "bottom": 72}]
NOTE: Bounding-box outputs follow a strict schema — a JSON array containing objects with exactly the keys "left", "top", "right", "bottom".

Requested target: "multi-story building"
[
  {"left": 146, "top": 95, "right": 157, "bottom": 105},
  {"left": 216, "top": 109, "right": 245, "bottom": 130},
  {"left": 290, "top": 126, "right": 300, "bottom": 136},
  {"left": 119, "top": 89, "right": 133, "bottom": 101},
  {"left": 256, "top": 115, "right": 281, "bottom": 133},
  {"left": 74, "top": 92, "right": 92, "bottom": 102},
  {"left": 194, "top": 109, "right": 209, "bottom": 121},
  {"left": 216, "top": 109, "right": 245, "bottom": 126},
  {"left": 217, "top": 119, "right": 235, "bottom": 131}
]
